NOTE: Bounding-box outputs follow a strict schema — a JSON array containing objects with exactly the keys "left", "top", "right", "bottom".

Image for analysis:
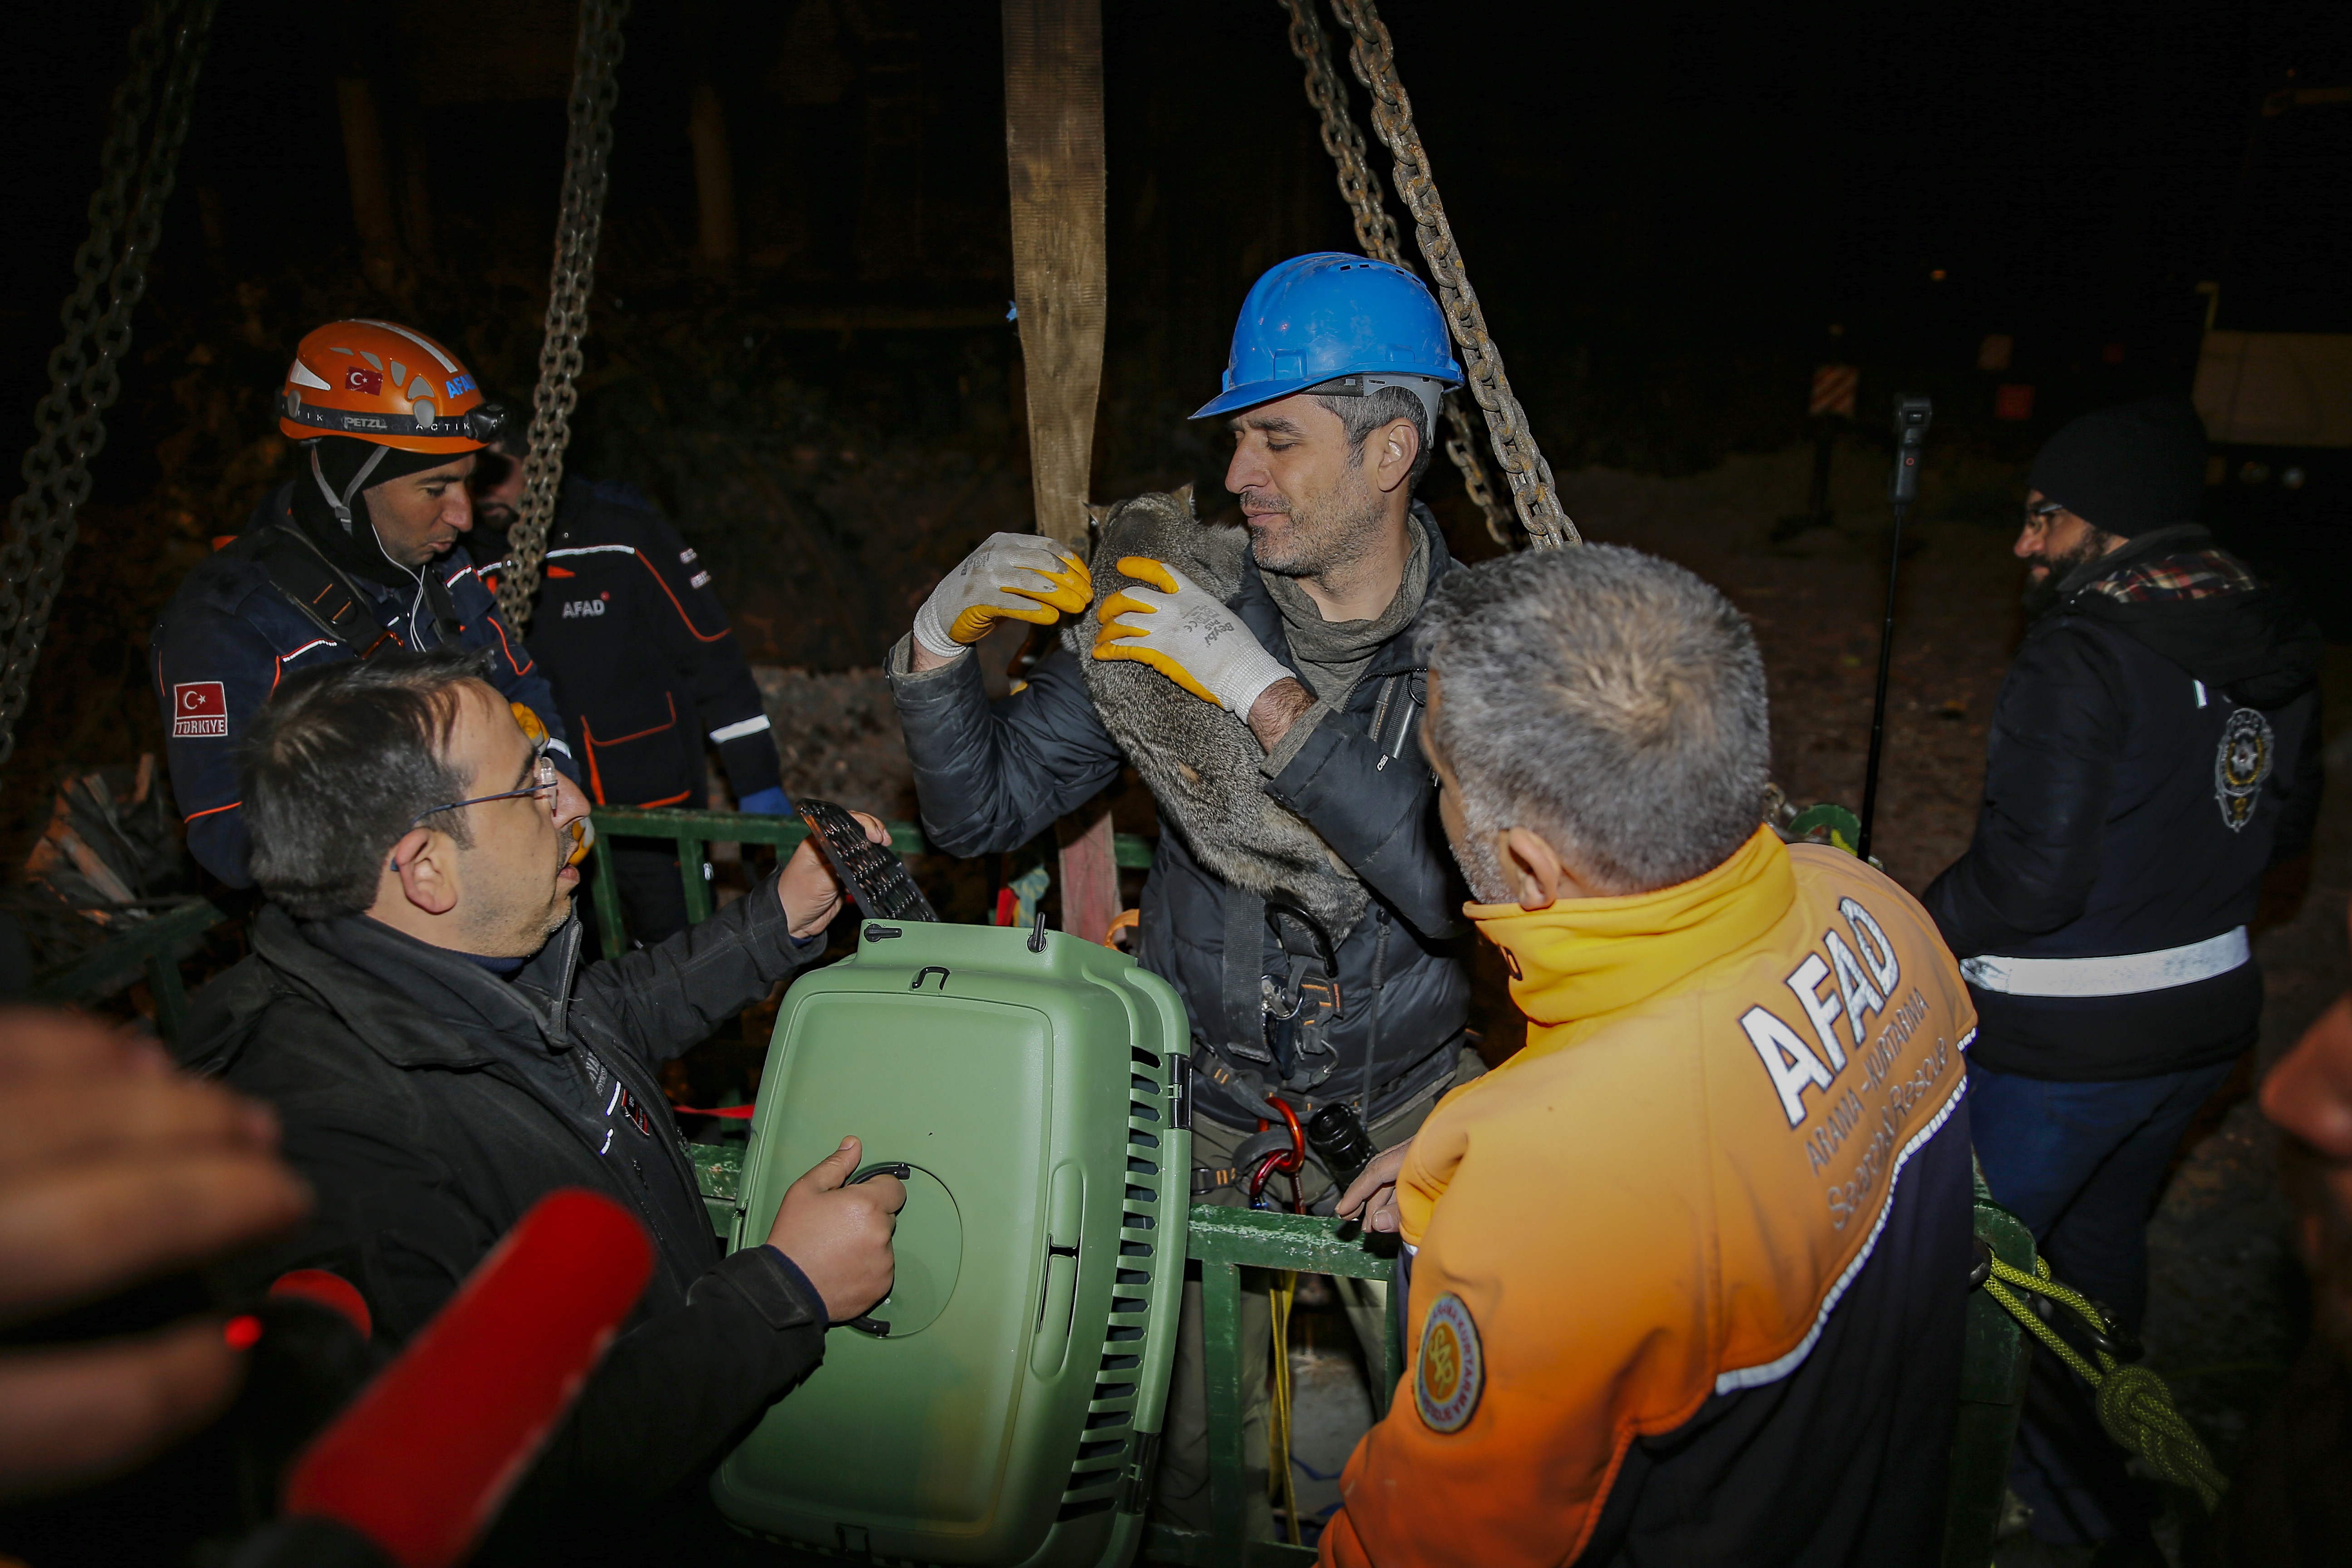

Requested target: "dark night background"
[
  {"left": 0, "top": 0, "right": 2344, "bottom": 869},
  {"left": 0, "top": 0, "right": 2346, "bottom": 851},
  {"left": 3, "top": 6, "right": 2352, "bottom": 1557}
]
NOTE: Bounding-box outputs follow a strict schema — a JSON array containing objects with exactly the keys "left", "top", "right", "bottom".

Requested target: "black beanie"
[
  {"left": 2025, "top": 397, "right": 2208, "bottom": 539},
  {"left": 288, "top": 436, "right": 478, "bottom": 586}
]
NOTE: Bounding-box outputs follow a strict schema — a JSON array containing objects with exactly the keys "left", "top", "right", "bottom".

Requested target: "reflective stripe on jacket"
[
  {"left": 1922, "top": 534, "right": 2322, "bottom": 1080},
  {"left": 477, "top": 476, "right": 780, "bottom": 808}
]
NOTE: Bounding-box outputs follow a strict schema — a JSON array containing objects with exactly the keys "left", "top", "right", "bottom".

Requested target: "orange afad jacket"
[{"left": 1322, "top": 828, "right": 1978, "bottom": 1568}]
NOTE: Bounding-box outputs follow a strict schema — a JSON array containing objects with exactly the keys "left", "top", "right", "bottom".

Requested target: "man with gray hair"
[{"left": 1324, "top": 544, "right": 1979, "bottom": 1568}]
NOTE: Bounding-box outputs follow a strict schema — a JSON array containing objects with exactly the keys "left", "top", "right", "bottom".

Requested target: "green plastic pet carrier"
[{"left": 711, "top": 916, "right": 1194, "bottom": 1568}]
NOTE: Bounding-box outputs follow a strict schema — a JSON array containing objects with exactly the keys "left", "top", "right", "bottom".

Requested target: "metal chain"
[
  {"left": 1324, "top": 0, "right": 1576, "bottom": 549},
  {"left": 1275, "top": 0, "right": 1517, "bottom": 548},
  {"left": 1439, "top": 396, "right": 1513, "bottom": 547},
  {"left": 497, "top": 0, "right": 631, "bottom": 631},
  {"left": 0, "top": 0, "right": 216, "bottom": 768},
  {"left": 1280, "top": 0, "right": 1399, "bottom": 263}
]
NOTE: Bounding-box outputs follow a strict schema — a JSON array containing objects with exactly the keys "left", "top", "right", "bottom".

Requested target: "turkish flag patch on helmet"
[
  {"left": 172, "top": 681, "right": 227, "bottom": 738},
  {"left": 344, "top": 366, "right": 384, "bottom": 396}
]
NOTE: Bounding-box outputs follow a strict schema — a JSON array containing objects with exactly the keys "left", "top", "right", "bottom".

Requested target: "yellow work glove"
[
  {"left": 1093, "top": 558, "right": 1292, "bottom": 714},
  {"left": 912, "top": 533, "right": 1092, "bottom": 660}
]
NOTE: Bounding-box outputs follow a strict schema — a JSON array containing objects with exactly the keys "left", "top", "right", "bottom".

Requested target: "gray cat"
[{"left": 1069, "top": 487, "right": 1368, "bottom": 943}]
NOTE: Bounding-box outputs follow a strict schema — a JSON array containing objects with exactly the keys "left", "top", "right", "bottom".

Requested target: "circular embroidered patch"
[
  {"left": 2214, "top": 706, "right": 2274, "bottom": 833},
  {"left": 1415, "top": 1292, "right": 1484, "bottom": 1433}
]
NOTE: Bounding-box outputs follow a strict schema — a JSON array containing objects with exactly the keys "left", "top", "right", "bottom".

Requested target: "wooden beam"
[
  {"left": 335, "top": 76, "right": 402, "bottom": 259},
  {"left": 1002, "top": 0, "right": 1120, "bottom": 948},
  {"left": 1001, "top": 0, "right": 1105, "bottom": 548},
  {"left": 687, "top": 83, "right": 737, "bottom": 275}
]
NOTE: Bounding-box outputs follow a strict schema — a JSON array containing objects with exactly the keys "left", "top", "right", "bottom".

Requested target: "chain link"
[
  {"left": 1323, "top": 0, "right": 1576, "bottom": 549},
  {"left": 1280, "top": 0, "right": 1398, "bottom": 264},
  {"left": 1275, "top": 0, "right": 1517, "bottom": 549},
  {"left": 0, "top": 0, "right": 216, "bottom": 768},
  {"left": 496, "top": 0, "right": 631, "bottom": 631}
]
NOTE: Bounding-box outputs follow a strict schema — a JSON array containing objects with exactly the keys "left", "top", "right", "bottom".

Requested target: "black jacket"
[
  {"left": 1923, "top": 527, "right": 2323, "bottom": 1080},
  {"left": 887, "top": 519, "right": 1471, "bottom": 1129},
  {"left": 480, "top": 476, "right": 781, "bottom": 809},
  {"left": 177, "top": 885, "right": 830, "bottom": 1528}
]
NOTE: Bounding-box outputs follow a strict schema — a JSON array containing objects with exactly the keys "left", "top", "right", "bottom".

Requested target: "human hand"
[
  {"left": 0, "top": 1009, "right": 311, "bottom": 1501},
  {"left": 1092, "top": 557, "right": 1292, "bottom": 715},
  {"left": 775, "top": 810, "right": 889, "bottom": 937},
  {"left": 764, "top": 1136, "right": 906, "bottom": 1323},
  {"left": 1336, "top": 1138, "right": 1413, "bottom": 1235},
  {"left": 911, "top": 533, "right": 1093, "bottom": 668}
]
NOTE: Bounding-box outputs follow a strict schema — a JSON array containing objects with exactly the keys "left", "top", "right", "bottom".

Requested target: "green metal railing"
[
  {"left": 1151, "top": 1198, "right": 2032, "bottom": 1568},
  {"left": 28, "top": 897, "right": 227, "bottom": 1039},
  {"left": 1945, "top": 1187, "right": 2036, "bottom": 1568},
  {"left": 607, "top": 804, "right": 2034, "bottom": 1562},
  {"left": 584, "top": 804, "right": 1155, "bottom": 951},
  {"left": 1143, "top": 1207, "right": 1403, "bottom": 1568},
  {"left": 686, "top": 1139, "right": 2035, "bottom": 1568}
]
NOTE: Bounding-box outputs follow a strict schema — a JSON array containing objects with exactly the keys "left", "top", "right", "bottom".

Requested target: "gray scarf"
[{"left": 1258, "top": 512, "right": 1432, "bottom": 706}]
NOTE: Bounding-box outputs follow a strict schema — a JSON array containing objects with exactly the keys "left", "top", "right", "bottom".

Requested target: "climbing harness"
[
  {"left": 1977, "top": 1246, "right": 2230, "bottom": 1510},
  {"left": 494, "top": 0, "right": 630, "bottom": 633},
  {"left": 1321, "top": 0, "right": 1576, "bottom": 550},
  {"left": 0, "top": 0, "right": 216, "bottom": 768},
  {"left": 1262, "top": 900, "right": 1346, "bottom": 1090},
  {"left": 1276, "top": 0, "right": 1516, "bottom": 549}
]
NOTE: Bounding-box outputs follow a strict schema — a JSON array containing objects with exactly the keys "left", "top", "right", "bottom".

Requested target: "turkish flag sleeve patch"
[{"left": 172, "top": 680, "right": 228, "bottom": 738}]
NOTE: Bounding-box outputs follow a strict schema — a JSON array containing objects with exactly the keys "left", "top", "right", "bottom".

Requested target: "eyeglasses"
[
  {"left": 409, "top": 749, "right": 559, "bottom": 832},
  {"left": 2021, "top": 500, "right": 2066, "bottom": 531}
]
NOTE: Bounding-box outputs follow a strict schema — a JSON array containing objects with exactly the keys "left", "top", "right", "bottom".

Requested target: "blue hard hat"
[{"left": 1193, "top": 252, "right": 1464, "bottom": 421}]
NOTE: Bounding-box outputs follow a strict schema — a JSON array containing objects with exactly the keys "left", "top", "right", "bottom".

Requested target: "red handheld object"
[
  {"left": 279, "top": 1190, "right": 653, "bottom": 1568},
  {"left": 270, "top": 1268, "right": 374, "bottom": 1339}
]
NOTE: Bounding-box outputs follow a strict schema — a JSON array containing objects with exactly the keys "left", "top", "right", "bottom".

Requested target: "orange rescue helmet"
[{"left": 277, "top": 318, "right": 506, "bottom": 455}]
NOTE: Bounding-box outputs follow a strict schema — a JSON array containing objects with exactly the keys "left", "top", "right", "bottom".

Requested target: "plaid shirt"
[{"left": 2083, "top": 547, "right": 2259, "bottom": 605}]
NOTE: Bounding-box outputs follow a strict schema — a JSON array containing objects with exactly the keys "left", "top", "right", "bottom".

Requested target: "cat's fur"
[{"left": 1069, "top": 488, "right": 1368, "bottom": 942}]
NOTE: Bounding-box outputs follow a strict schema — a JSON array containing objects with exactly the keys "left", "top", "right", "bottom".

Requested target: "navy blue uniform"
[
  {"left": 478, "top": 476, "right": 784, "bottom": 944},
  {"left": 479, "top": 477, "right": 779, "bottom": 812},
  {"left": 151, "top": 483, "right": 568, "bottom": 887},
  {"left": 1923, "top": 525, "right": 2323, "bottom": 1549}
]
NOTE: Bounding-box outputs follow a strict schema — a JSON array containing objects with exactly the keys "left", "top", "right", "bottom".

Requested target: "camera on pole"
[{"left": 1856, "top": 395, "right": 1932, "bottom": 862}]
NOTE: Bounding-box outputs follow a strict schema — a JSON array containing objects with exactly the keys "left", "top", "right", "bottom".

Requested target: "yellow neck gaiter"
[{"left": 1470, "top": 825, "right": 1796, "bottom": 1060}]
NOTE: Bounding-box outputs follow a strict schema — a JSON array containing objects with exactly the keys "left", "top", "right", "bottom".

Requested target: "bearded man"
[
  {"left": 1923, "top": 397, "right": 2324, "bottom": 1559},
  {"left": 888, "top": 254, "right": 1477, "bottom": 1532}
]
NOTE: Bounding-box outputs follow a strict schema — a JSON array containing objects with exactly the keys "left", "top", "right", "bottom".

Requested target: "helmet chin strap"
[
  {"left": 310, "top": 441, "right": 431, "bottom": 645},
  {"left": 310, "top": 441, "right": 392, "bottom": 534}
]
